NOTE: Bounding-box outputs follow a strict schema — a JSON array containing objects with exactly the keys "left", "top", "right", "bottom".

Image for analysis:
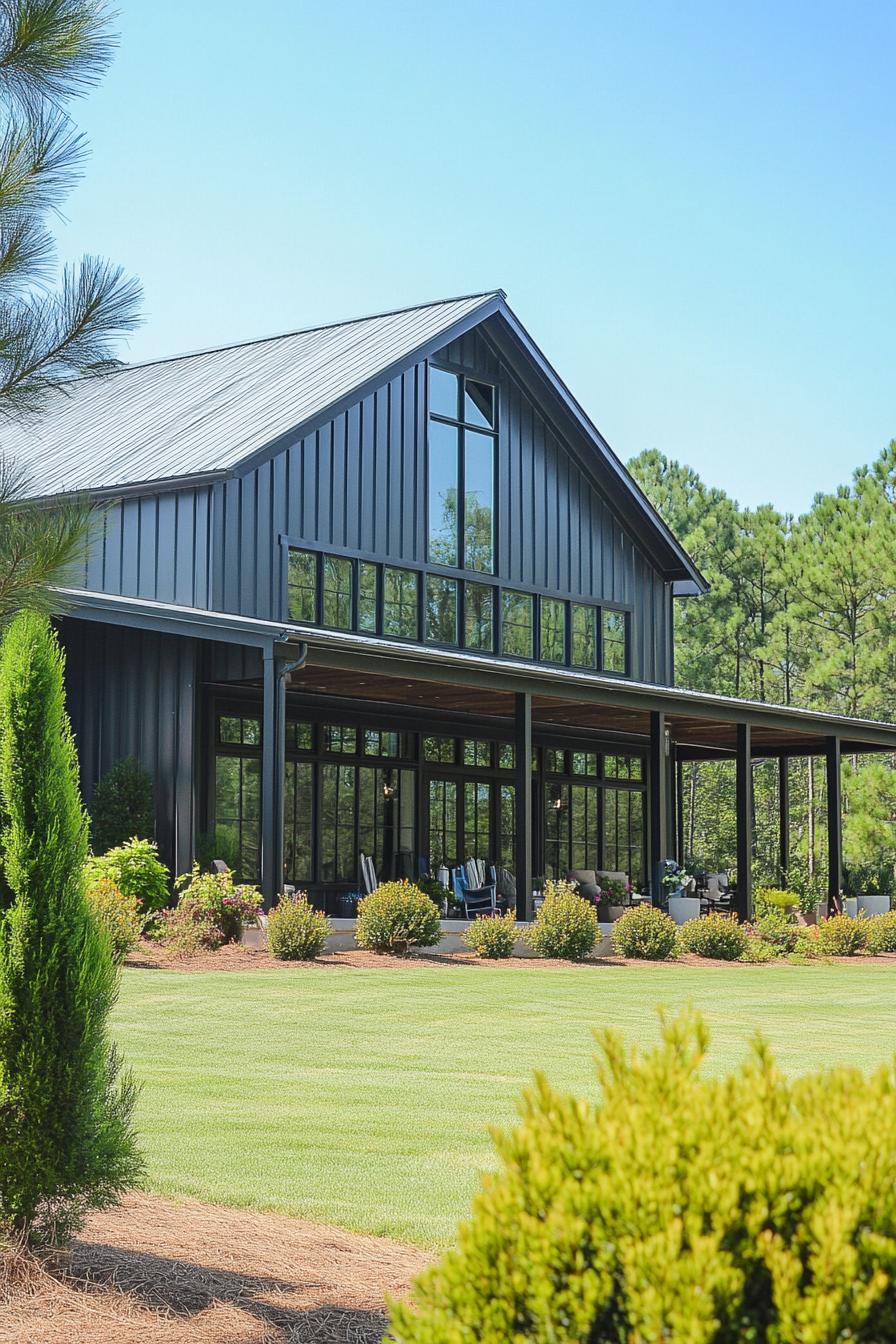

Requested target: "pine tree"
[
  {"left": 0, "top": 610, "right": 142, "bottom": 1245},
  {"left": 0, "top": 2, "right": 141, "bottom": 625}
]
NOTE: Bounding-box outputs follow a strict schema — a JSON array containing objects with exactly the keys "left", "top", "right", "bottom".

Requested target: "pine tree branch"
[
  {"left": 0, "top": 253, "right": 141, "bottom": 411},
  {"left": 0, "top": 0, "right": 115, "bottom": 112}
]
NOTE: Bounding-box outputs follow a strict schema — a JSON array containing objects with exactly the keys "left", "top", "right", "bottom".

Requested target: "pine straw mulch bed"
[
  {"left": 126, "top": 940, "right": 896, "bottom": 973},
  {"left": 0, "top": 1192, "right": 430, "bottom": 1344}
]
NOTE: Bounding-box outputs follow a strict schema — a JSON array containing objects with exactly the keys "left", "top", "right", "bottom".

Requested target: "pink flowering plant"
[
  {"left": 160, "top": 864, "right": 262, "bottom": 955},
  {"left": 601, "top": 876, "right": 632, "bottom": 904}
]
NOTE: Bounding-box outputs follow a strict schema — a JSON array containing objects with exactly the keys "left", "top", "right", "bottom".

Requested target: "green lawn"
[{"left": 114, "top": 959, "right": 896, "bottom": 1248}]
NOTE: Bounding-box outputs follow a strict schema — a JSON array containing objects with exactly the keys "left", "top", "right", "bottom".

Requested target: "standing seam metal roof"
[
  {"left": 1, "top": 291, "right": 500, "bottom": 498},
  {"left": 1, "top": 288, "right": 706, "bottom": 587}
]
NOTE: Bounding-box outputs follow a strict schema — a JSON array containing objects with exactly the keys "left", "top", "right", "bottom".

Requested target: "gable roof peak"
[{"left": 101, "top": 288, "right": 508, "bottom": 379}]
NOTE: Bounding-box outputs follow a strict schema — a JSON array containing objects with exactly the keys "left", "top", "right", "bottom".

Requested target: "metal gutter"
[{"left": 55, "top": 589, "right": 303, "bottom": 650}]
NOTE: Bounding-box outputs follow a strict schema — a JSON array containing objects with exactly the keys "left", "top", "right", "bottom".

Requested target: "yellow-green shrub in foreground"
[
  {"left": 388, "top": 1011, "right": 896, "bottom": 1343},
  {"left": 267, "top": 892, "right": 330, "bottom": 960},
  {"left": 867, "top": 910, "right": 896, "bottom": 954},
  {"left": 355, "top": 880, "right": 441, "bottom": 955},
  {"left": 463, "top": 909, "right": 517, "bottom": 959},
  {"left": 524, "top": 880, "right": 598, "bottom": 960}
]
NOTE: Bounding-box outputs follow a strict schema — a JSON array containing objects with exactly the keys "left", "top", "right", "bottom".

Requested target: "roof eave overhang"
[
  {"left": 30, "top": 468, "right": 230, "bottom": 507},
  {"left": 57, "top": 590, "right": 896, "bottom": 752}
]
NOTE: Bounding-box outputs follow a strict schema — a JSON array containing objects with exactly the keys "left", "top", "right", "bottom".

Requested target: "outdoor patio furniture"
[
  {"left": 566, "top": 868, "right": 601, "bottom": 904},
  {"left": 701, "top": 872, "right": 732, "bottom": 913},
  {"left": 452, "top": 863, "right": 497, "bottom": 918},
  {"left": 359, "top": 852, "right": 379, "bottom": 896}
]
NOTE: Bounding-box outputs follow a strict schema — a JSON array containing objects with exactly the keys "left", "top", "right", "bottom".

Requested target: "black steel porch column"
[
  {"left": 514, "top": 692, "right": 533, "bottom": 921},
  {"left": 648, "top": 711, "right": 668, "bottom": 901},
  {"left": 826, "top": 736, "right": 843, "bottom": 914},
  {"left": 778, "top": 755, "right": 790, "bottom": 883},
  {"left": 735, "top": 722, "right": 753, "bottom": 921},
  {"left": 261, "top": 643, "right": 287, "bottom": 909},
  {"left": 675, "top": 756, "right": 685, "bottom": 864}
]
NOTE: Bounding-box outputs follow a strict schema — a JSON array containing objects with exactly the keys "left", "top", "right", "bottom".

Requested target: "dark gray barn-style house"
[{"left": 10, "top": 291, "right": 896, "bottom": 917}]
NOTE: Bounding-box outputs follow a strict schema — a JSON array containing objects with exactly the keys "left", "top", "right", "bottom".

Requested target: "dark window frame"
[
  {"left": 282, "top": 540, "right": 633, "bottom": 677},
  {"left": 426, "top": 362, "right": 498, "bottom": 576}
]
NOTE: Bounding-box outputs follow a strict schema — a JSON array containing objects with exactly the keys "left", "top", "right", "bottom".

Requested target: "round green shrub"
[
  {"left": 677, "top": 912, "right": 747, "bottom": 960},
  {"left": 84, "top": 875, "right": 143, "bottom": 963},
  {"left": 355, "top": 880, "right": 442, "bottom": 955},
  {"left": 389, "top": 1010, "right": 896, "bottom": 1343},
  {"left": 84, "top": 837, "right": 169, "bottom": 916},
  {"left": 268, "top": 892, "right": 330, "bottom": 960},
  {"left": 463, "top": 910, "right": 517, "bottom": 959},
  {"left": 815, "top": 912, "right": 868, "bottom": 956},
  {"left": 611, "top": 904, "right": 677, "bottom": 960},
  {"left": 89, "top": 756, "right": 155, "bottom": 854},
  {"left": 866, "top": 910, "right": 896, "bottom": 955},
  {"left": 525, "top": 880, "right": 598, "bottom": 961}
]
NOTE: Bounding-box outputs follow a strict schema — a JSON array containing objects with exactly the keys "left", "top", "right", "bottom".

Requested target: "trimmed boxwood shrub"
[
  {"left": 355, "top": 880, "right": 442, "bottom": 955},
  {"left": 611, "top": 904, "right": 677, "bottom": 960},
  {"left": 464, "top": 910, "right": 517, "bottom": 959},
  {"left": 389, "top": 1010, "right": 896, "bottom": 1343},
  {"left": 84, "top": 837, "right": 169, "bottom": 918},
  {"left": 525, "top": 880, "right": 598, "bottom": 961},
  {"left": 268, "top": 892, "right": 330, "bottom": 960},
  {"left": 677, "top": 911, "right": 747, "bottom": 961},
  {"left": 866, "top": 910, "right": 896, "bottom": 955},
  {"left": 815, "top": 912, "right": 868, "bottom": 956}
]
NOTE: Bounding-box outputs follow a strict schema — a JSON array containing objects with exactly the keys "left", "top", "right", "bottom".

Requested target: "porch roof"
[
  {"left": 281, "top": 622, "right": 896, "bottom": 759},
  {"left": 60, "top": 589, "right": 896, "bottom": 758}
]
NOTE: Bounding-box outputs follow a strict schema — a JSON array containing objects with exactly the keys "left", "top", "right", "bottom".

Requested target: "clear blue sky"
[{"left": 57, "top": 0, "right": 895, "bottom": 515}]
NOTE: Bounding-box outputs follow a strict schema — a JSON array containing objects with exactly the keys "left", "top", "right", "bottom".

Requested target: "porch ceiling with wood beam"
[{"left": 286, "top": 655, "right": 896, "bottom": 760}]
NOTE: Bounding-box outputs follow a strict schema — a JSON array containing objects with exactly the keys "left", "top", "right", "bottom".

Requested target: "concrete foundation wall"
[{"left": 244, "top": 919, "right": 615, "bottom": 958}]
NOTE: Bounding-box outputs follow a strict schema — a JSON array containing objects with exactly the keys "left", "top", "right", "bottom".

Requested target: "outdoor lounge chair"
[
  {"left": 452, "top": 862, "right": 497, "bottom": 918},
  {"left": 702, "top": 873, "right": 731, "bottom": 913},
  {"left": 359, "top": 852, "right": 379, "bottom": 896}
]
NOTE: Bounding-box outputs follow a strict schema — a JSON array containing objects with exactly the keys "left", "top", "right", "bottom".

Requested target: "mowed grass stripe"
[{"left": 113, "top": 960, "right": 896, "bottom": 1247}]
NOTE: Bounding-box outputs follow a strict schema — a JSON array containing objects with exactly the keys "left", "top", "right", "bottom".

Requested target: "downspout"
[{"left": 279, "top": 641, "right": 309, "bottom": 684}]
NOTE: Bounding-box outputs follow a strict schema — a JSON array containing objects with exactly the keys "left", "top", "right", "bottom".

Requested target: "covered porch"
[
  {"left": 255, "top": 631, "right": 896, "bottom": 920},
  {"left": 60, "top": 592, "right": 896, "bottom": 919}
]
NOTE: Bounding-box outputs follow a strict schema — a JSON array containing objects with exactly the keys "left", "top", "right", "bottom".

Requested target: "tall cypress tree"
[{"left": 0, "top": 611, "right": 142, "bottom": 1245}]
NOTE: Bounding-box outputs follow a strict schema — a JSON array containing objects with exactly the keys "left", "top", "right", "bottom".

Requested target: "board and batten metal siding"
[
  {"left": 214, "top": 362, "right": 427, "bottom": 618},
  {"left": 213, "top": 325, "right": 675, "bottom": 683},
  {"left": 61, "top": 618, "right": 197, "bottom": 877},
  {"left": 78, "top": 485, "right": 214, "bottom": 607}
]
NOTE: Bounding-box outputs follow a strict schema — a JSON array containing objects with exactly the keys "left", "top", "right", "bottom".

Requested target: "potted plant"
[
  {"left": 601, "top": 875, "right": 631, "bottom": 922},
  {"left": 858, "top": 892, "right": 890, "bottom": 917},
  {"left": 665, "top": 868, "right": 700, "bottom": 925}
]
